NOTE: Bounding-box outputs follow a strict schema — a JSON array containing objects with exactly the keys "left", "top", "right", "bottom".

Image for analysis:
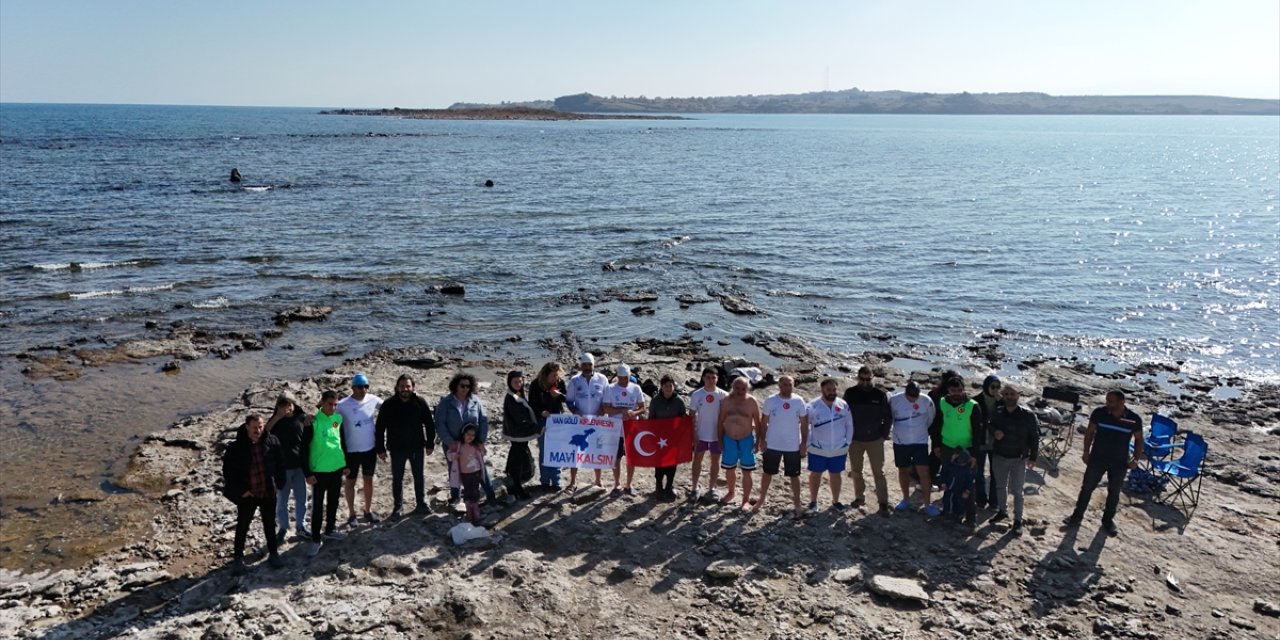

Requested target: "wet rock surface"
[{"left": 2, "top": 338, "right": 1278, "bottom": 639}]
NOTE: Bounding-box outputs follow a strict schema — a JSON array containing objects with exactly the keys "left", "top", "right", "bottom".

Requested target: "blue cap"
[{"left": 352, "top": 373, "right": 370, "bottom": 387}]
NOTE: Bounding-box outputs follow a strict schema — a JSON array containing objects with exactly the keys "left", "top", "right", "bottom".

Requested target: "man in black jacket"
[
  {"left": 376, "top": 374, "right": 435, "bottom": 519},
  {"left": 988, "top": 384, "right": 1039, "bottom": 535},
  {"left": 266, "top": 392, "right": 309, "bottom": 544},
  {"left": 843, "top": 366, "right": 893, "bottom": 515},
  {"left": 222, "top": 414, "right": 286, "bottom": 575}
]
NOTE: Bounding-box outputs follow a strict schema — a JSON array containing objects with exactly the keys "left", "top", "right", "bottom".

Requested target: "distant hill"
[{"left": 451, "top": 89, "right": 1280, "bottom": 116}]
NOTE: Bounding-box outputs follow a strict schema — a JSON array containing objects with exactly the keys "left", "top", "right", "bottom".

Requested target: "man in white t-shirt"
[
  {"left": 338, "top": 373, "right": 384, "bottom": 526},
  {"left": 602, "top": 364, "right": 647, "bottom": 497},
  {"left": 806, "top": 378, "right": 854, "bottom": 512},
  {"left": 753, "top": 375, "right": 809, "bottom": 518},
  {"left": 688, "top": 367, "right": 729, "bottom": 501},
  {"left": 565, "top": 353, "right": 608, "bottom": 490},
  {"left": 889, "top": 382, "right": 939, "bottom": 516}
]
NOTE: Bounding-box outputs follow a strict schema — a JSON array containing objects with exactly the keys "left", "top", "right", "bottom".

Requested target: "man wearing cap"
[
  {"left": 265, "top": 392, "right": 310, "bottom": 543},
  {"left": 375, "top": 374, "right": 435, "bottom": 519},
  {"left": 843, "top": 366, "right": 894, "bottom": 516},
  {"left": 602, "top": 364, "right": 647, "bottom": 497},
  {"left": 565, "top": 353, "right": 608, "bottom": 489},
  {"left": 890, "top": 382, "right": 938, "bottom": 515},
  {"left": 688, "top": 367, "right": 728, "bottom": 501},
  {"left": 338, "top": 373, "right": 383, "bottom": 526},
  {"left": 971, "top": 375, "right": 1003, "bottom": 510},
  {"left": 1065, "top": 390, "right": 1143, "bottom": 536},
  {"left": 929, "top": 377, "right": 982, "bottom": 524},
  {"left": 989, "top": 383, "right": 1038, "bottom": 535}
]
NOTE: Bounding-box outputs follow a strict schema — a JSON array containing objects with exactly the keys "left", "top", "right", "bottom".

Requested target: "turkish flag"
[{"left": 622, "top": 417, "right": 694, "bottom": 468}]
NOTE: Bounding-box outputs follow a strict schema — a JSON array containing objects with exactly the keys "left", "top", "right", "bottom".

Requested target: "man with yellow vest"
[
  {"left": 302, "top": 390, "right": 348, "bottom": 557},
  {"left": 928, "top": 377, "right": 984, "bottom": 526}
]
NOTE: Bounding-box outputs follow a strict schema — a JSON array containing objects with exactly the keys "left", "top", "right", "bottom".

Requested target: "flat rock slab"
[
  {"left": 705, "top": 560, "right": 749, "bottom": 580},
  {"left": 866, "top": 575, "right": 930, "bottom": 604},
  {"left": 833, "top": 566, "right": 863, "bottom": 584}
]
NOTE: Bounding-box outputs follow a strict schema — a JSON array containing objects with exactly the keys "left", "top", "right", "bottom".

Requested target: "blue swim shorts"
[{"left": 720, "top": 434, "right": 757, "bottom": 471}]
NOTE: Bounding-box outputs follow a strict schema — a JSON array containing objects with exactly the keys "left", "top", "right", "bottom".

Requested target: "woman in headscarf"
[{"left": 503, "top": 370, "right": 540, "bottom": 500}]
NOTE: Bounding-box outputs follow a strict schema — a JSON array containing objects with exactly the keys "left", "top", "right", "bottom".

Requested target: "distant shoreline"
[{"left": 320, "top": 107, "right": 689, "bottom": 121}]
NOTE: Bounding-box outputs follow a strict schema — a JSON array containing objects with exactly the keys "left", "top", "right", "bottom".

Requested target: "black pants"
[
  {"left": 235, "top": 494, "right": 278, "bottom": 559},
  {"left": 390, "top": 448, "right": 426, "bottom": 511},
  {"left": 505, "top": 441, "right": 535, "bottom": 489},
  {"left": 310, "top": 470, "right": 343, "bottom": 541},
  {"left": 654, "top": 466, "right": 676, "bottom": 492},
  {"left": 973, "top": 450, "right": 996, "bottom": 508},
  {"left": 1072, "top": 458, "right": 1127, "bottom": 523}
]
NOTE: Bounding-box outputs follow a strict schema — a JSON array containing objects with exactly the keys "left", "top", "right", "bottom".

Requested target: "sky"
[{"left": 1, "top": 1, "right": 1277, "bottom": 107}]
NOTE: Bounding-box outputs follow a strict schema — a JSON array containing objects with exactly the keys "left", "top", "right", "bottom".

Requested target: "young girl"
[{"left": 450, "top": 423, "right": 486, "bottom": 524}]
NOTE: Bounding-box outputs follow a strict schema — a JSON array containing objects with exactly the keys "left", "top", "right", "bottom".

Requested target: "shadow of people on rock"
[{"left": 1026, "top": 524, "right": 1110, "bottom": 616}]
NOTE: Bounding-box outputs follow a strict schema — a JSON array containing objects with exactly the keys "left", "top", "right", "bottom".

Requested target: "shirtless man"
[{"left": 717, "top": 377, "right": 762, "bottom": 510}]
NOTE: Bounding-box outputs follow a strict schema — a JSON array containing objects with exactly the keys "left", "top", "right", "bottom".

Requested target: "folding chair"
[
  {"left": 1152, "top": 432, "right": 1208, "bottom": 518},
  {"left": 1037, "top": 387, "right": 1081, "bottom": 468},
  {"left": 1131, "top": 414, "right": 1182, "bottom": 472}
]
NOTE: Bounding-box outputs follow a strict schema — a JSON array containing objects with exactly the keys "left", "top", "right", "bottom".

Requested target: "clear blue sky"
[{"left": 2, "top": 0, "right": 1276, "bottom": 107}]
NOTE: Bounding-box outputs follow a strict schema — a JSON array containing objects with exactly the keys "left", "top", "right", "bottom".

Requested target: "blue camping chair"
[
  {"left": 1151, "top": 432, "right": 1208, "bottom": 518},
  {"left": 1132, "top": 414, "right": 1182, "bottom": 472}
]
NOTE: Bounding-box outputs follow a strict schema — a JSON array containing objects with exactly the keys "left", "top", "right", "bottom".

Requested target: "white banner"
[{"left": 541, "top": 414, "right": 622, "bottom": 470}]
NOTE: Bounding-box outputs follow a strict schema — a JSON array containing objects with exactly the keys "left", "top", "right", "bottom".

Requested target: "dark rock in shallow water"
[
  {"left": 322, "top": 345, "right": 349, "bottom": 356},
  {"left": 229, "top": 168, "right": 241, "bottom": 183},
  {"left": 631, "top": 305, "right": 655, "bottom": 316},
  {"left": 273, "top": 305, "right": 332, "bottom": 326},
  {"left": 708, "top": 286, "right": 760, "bottom": 315}
]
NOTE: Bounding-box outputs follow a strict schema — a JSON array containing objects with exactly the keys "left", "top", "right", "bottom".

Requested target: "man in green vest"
[
  {"left": 303, "top": 390, "right": 348, "bottom": 557},
  {"left": 929, "top": 377, "right": 983, "bottom": 526}
]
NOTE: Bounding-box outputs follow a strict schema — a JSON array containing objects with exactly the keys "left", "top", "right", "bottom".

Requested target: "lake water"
[
  {"left": 0, "top": 105, "right": 1277, "bottom": 565},
  {"left": 3, "top": 105, "right": 1276, "bottom": 376}
]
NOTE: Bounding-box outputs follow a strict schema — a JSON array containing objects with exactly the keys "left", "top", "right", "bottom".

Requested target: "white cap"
[
  {"left": 579, "top": 353, "right": 595, "bottom": 365},
  {"left": 616, "top": 364, "right": 630, "bottom": 378}
]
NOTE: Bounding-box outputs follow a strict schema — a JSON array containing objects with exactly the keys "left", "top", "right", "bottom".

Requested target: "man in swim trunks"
[
  {"left": 807, "top": 378, "right": 854, "bottom": 512},
  {"left": 717, "top": 376, "right": 762, "bottom": 510},
  {"left": 688, "top": 367, "right": 728, "bottom": 501},
  {"left": 755, "top": 375, "right": 809, "bottom": 517}
]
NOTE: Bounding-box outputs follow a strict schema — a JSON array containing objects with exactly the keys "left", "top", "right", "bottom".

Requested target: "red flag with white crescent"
[{"left": 622, "top": 417, "right": 694, "bottom": 468}]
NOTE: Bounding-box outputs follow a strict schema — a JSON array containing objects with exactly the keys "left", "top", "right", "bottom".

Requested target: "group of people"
[{"left": 221, "top": 354, "right": 1146, "bottom": 575}]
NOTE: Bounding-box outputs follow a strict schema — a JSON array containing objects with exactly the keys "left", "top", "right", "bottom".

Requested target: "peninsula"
[
  {"left": 319, "top": 106, "right": 686, "bottom": 120},
  {"left": 450, "top": 89, "right": 1280, "bottom": 116}
]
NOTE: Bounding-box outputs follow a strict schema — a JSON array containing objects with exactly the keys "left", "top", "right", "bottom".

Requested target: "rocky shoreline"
[{"left": 2, "top": 334, "right": 1278, "bottom": 639}]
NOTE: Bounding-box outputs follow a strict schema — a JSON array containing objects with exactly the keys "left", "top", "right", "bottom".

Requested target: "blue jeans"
[
  {"left": 537, "top": 433, "right": 561, "bottom": 487},
  {"left": 275, "top": 467, "right": 308, "bottom": 532},
  {"left": 390, "top": 448, "right": 426, "bottom": 511}
]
